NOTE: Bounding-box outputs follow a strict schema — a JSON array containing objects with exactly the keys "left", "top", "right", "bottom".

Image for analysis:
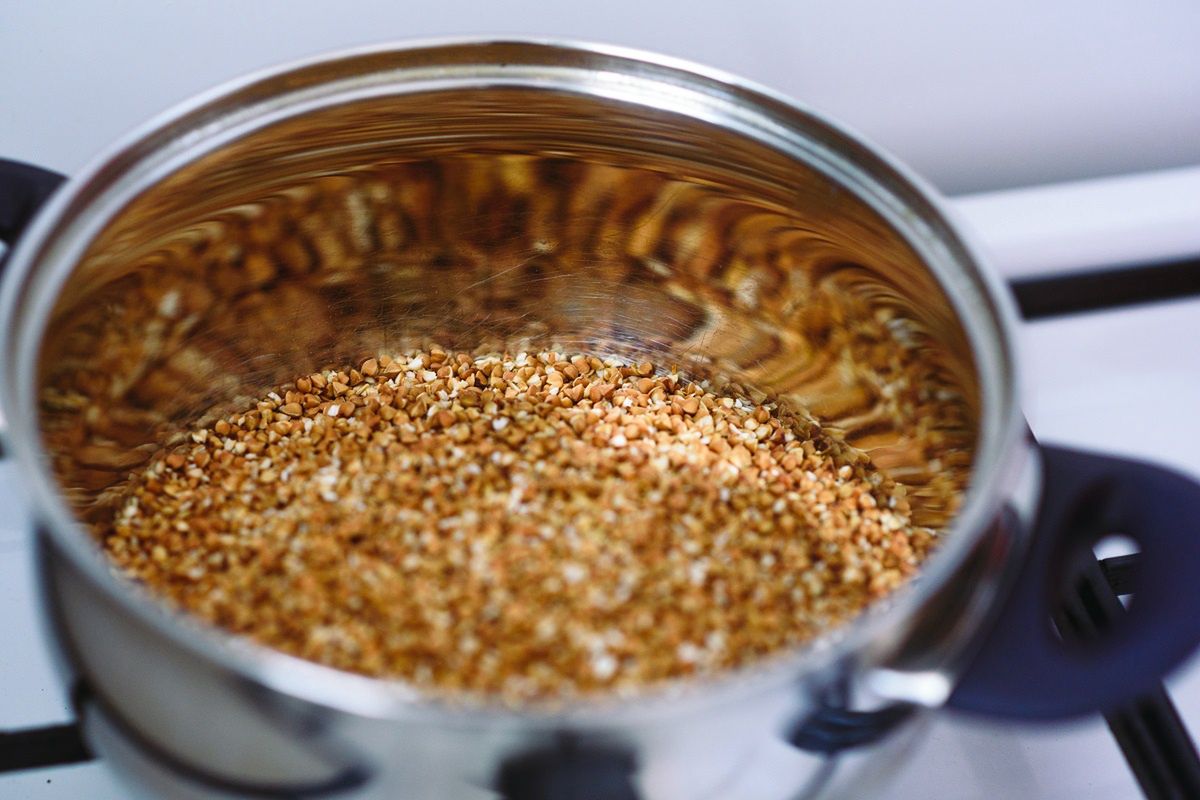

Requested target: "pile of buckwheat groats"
[{"left": 100, "top": 350, "right": 934, "bottom": 701}]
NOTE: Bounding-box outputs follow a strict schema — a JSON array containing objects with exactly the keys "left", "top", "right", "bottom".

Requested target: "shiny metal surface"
[{"left": 0, "top": 40, "right": 1030, "bottom": 798}]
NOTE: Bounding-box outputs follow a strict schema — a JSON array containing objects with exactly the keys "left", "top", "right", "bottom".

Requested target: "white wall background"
[{"left": 2, "top": 0, "right": 1199, "bottom": 194}]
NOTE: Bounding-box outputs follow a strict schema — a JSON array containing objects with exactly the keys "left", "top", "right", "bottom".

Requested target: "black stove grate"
[
  {"left": 0, "top": 723, "right": 90, "bottom": 774},
  {"left": 1016, "top": 257, "right": 1200, "bottom": 800},
  {"left": 1063, "top": 555, "right": 1200, "bottom": 800}
]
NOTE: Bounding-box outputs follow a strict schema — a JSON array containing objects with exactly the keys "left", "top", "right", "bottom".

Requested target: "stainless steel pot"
[{"left": 2, "top": 39, "right": 1200, "bottom": 800}]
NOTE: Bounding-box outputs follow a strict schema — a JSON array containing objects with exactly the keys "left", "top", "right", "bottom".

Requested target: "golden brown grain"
[{"left": 98, "top": 350, "right": 934, "bottom": 702}]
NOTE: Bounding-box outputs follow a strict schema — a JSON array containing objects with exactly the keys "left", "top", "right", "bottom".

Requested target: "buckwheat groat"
[{"left": 99, "top": 350, "right": 933, "bottom": 702}]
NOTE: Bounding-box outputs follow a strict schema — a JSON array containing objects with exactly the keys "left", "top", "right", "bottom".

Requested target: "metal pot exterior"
[
  {"left": 3, "top": 40, "right": 1031, "bottom": 799},
  {"left": 39, "top": 507, "right": 1024, "bottom": 799}
]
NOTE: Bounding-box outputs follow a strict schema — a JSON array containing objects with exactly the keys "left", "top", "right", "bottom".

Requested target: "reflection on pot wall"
[{"left": 35, "top": 89, "right": 977, "bottom": 539}]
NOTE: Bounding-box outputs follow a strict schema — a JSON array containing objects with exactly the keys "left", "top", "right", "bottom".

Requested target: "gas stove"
[
  {"left": 2, "top": 5, "right": 1199, "bottom": 798},
  {"left": 3, "top": 177, "right": 1198, "bottom": 800}
]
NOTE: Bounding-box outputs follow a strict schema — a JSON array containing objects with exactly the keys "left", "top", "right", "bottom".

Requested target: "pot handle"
[
  {"left": 498, "top": 744, "right": 638, "bottom": 800},
  {"left": 0, "top": 158, "right": 65, "bottom": 456},
  {"left": 0, "top": 158, "right": 66, "bottom": 255},
  {"left": 949, "top": 444, "right": 1200, "bottom": 719}
]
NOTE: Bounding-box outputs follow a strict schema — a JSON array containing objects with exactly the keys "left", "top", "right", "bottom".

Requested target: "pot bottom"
[{"left": 83, "top": 696, "right": 931, "bottom": 800}]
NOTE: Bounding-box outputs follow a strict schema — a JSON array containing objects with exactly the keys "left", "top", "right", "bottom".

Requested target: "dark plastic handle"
[
  {"left": 0, "top": 158, "right": 66, "bottom": 252},
  {"left": 498, "top": 744, "right": 638, "bottom": 800},
  {"left": 789, "top": 703, "right": 916, "bottom": 754},
  {"left": 950, "top": 444, "right": 1200, "bottom": 719}
]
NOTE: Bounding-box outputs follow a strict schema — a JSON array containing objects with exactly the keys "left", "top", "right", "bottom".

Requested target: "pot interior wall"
[{"left": 34, "top": 87, "right": 978, "bottom": 534}]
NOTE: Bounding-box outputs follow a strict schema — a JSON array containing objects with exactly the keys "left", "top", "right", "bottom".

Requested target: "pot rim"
[{"left": 0, "top": 36, "right": 1028, "bottom": 726}]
